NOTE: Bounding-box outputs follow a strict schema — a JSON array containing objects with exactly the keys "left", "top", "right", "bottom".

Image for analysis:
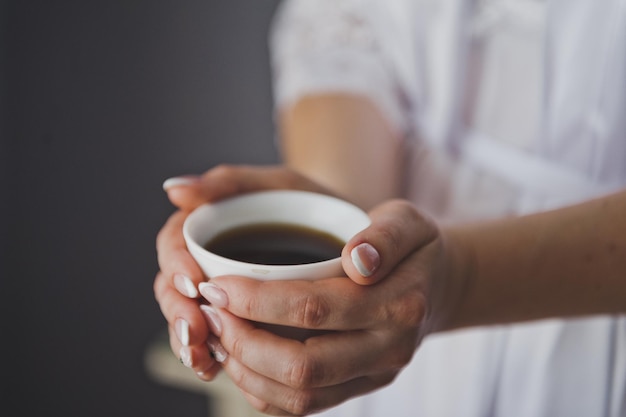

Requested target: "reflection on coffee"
[{"left": 204, "top": 223, "right": 345, "bottom": 265}]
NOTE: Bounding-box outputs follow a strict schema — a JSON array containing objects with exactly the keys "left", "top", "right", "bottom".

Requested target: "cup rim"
[{"left": 182, "top": 190, "right": 370, "bottom": 275}]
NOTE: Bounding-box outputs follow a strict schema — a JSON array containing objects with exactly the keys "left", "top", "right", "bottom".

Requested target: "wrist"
[{"left": 429, "top": 226, "right": 478, "bottom": 333}]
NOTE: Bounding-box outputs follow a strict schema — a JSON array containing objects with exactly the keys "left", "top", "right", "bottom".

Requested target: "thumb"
[{"left": 341, "top": 200, "right": 438, "bottom": 285}]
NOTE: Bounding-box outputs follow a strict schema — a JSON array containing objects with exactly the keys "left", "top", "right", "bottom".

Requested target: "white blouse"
[{"left": 270, "top": 0, "right": 626, "bottom": 416}]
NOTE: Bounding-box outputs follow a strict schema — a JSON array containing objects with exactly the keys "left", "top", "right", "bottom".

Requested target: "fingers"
[
  {"left": 157, "top": 171, "right": 437, "bottom": 413},
  {"left": 201, "top": 201, "right": 437, "bottom": 332},
  {"left": 214, "top": 309, "right": 402, "bottom": 415},
  {"left": 168, "top": 323, "right": 222, "bottom": 381},
  {"left": 162, "top": 175, "right": 204, "bottom": 211},
  {"left": 157, "top": 164, "right": 338, "bottom": 386},
  {"left": 202, "top": 282, "right": 421, "bottom": 415},
  {"left": 158, "top": 271, "right": 223, "bottom": 381},
  {"left": 154, "top": 271, "right": 208, "bottom": 346},
  {"left": 163, "top": 164, "right": 333, "bottom": 212},
  {"left": 156, "top": 211, "right": 205, "bottom": 293},
  {"left": 226, "top": 358, "right": 395, "bottom": 416},
  {"left": 206, "top": 276, "right": 389, "bottom": 331},
  {"left": 209, "top": 303, "right": 417, "bottom": 388},
  {"left": 155, "top": 210, "right": 209, "bottom": 345},
  {"left": 342, "top": 199, "right": 439, "bottom": 285}
]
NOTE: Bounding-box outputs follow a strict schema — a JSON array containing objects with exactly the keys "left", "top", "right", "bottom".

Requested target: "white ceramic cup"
[{"left": 183, "top": 190, "right": 371, "bottom": 281}]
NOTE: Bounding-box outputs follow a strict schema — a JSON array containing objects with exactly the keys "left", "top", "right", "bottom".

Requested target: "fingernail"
[
  {"left": 175, "top": 318, "right": 190, "bottom": 346},
  {"left": 196, "top": 371, "right": 215, "bottom": 381},
  {"left": 162, "top": 175, "right": 201, "bottom": 191},
  {"left": 174, "top": 273, "right": 199, "bottom": 298},
  {"left": 198, "top": 282, "right": 229, "bottom": 308},
  {"left": 196, "top": 371, "right": 209, "bottom": 380},
  {"left": 179, "top": 346, "right": 193, "bottom": 368},
  {"left": 199, "top": 304, "right": 223, "bottom": 336},
  {"left": 351, "top": 243, "right": 380, "bottom": 277},
  {"left": 207, "top": 335, "right": 228, "bottom": 363}
]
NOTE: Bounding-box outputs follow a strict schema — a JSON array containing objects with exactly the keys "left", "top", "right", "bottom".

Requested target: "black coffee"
[{"left": 204, "top": 223, "right": 345, "bottom": 265}]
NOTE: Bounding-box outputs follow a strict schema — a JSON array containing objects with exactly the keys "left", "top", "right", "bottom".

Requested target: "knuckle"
[
  {"left": 291, "top": 294, "right": 330, "bottom": 329},
  {"left": 205, "top": 164, "right": 246, "bottom": 197},
  {"left": 241, "top": 292, "right": 263, "bottom": 320},
  {"left": 383, "top": 290, "right": 426, "bottom": 328},
  {"left": 154, "top": 282, "right": 177, "bottom": 318},
  {"left": 212, "top": 163, "right": 249, "bottom": 186},
  {"left": 396, "top": 203, "right": 422, "bottom": 233},
  {"left": 379, "top": 371, "right": 398, "bottom": 386},
  {"left": 153, "top": 273, "right": 163, "bottom": 301},
  {"left": 155, "top": 227, "right": 165, "bottom": 249},
  {"left": 391, "top": 200, "right": 436, "bottom": 237},
  {"left": 286, "top": 353, "right": 321, "bottom": 389},
  {"left": 390, "top": 342, "right": 417, "bottom": 369},
  {"left": 228, "top": 357, "right": 247, "bottom": 388},
  {"left": 396, "top": 199, "right": 421, "bottom": 219},
  {"left": 378, "top": 224, "right": 402, "bottom": 257},
  {"left": 210, "top": 163, "right": 237, "bottom": 179},
  {"left": 284, "top": 389, "right": 317, "bottom": 416},
  {"left": 249, "top": 400, "right": 273, "bottom": 415},
  {"left": 397, "top": 200, "right": 437, "bottom": 241},
  {"left": 207, "top": 164, "right": 238, "bottom": 188},
  {"left": 228, "top": 331, "right": 247, "bottom": 364}
]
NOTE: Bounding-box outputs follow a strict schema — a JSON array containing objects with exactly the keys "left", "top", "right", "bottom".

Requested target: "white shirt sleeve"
[{"left": 269, "top": 0, "right": 414, "bottom": 136}]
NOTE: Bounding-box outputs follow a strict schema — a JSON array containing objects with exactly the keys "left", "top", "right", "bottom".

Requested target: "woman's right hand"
[
  {"left": 194, "top": 199, "right": 469, "bottom": 415},
  {"left": 154, "top": 164, "right": 338, "bottom": 380}
]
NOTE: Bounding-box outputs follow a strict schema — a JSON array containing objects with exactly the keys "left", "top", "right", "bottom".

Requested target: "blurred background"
[{"left": 3, "top": 1, "right": 282, "bottom": 415}]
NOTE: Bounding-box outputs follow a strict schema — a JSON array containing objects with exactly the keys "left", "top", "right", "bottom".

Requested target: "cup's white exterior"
[{"left": 183, "top": 190, "right": 371, "bottom": 280}]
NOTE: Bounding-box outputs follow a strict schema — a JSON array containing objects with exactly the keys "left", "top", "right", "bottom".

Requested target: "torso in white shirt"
[{"left": 271, "top": 1, "right": 626, "bottom": 415}]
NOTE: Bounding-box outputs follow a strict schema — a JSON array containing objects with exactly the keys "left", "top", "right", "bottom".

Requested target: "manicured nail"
[
  {"left": 196, "top": 366, "right": 216, "bottom": 381},
  {"left": 174, "top": 273, "right": 199, "bottom": 298},
  {"left": 179, "top": 346, "right": 193, "bottom": 368},
  {"left": 199, "top": 304, "right": 223, "bottom": 336},
  {"left": 162, "top": 175, "right": 201, "bottom": 191},
  {"left": 198, "top": 282, "right": 229, "bottom": 308},
  {"left": 175, "top": 318, "right": 190, "bottom": 346},
  {"left": 350, "top": 243, "right": 381, "bottom": 277},
  {"left": 207, "top": 335, "right": 228, "bottom": 363},
  {"left": 196, "top": 371, "right": 209, "bottom": 380}
]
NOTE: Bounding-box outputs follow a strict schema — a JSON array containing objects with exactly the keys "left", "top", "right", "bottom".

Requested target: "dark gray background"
[{"left": 3, "top": 1, "right": 281, "bottom": 415}]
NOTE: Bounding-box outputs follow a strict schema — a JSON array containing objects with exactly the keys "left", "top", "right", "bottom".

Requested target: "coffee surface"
[{"left": 204, "top": 223, "right": 344, "bottom": 265}]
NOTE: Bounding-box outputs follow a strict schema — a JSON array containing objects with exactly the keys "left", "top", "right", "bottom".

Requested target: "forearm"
[
  {"left": 444, "top": 190, "right": 626, "bottom": 330},
  {"left": 278, "top": 93, "right": 407, "bottom": 210}
]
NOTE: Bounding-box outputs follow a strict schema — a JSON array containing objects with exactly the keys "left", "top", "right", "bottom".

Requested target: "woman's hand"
[
  {"left": 154, "top": 165, "right": 338, "bottom": 380},
  {"left": 199, "top": 200, "right": 467, "bottom": 415}
]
